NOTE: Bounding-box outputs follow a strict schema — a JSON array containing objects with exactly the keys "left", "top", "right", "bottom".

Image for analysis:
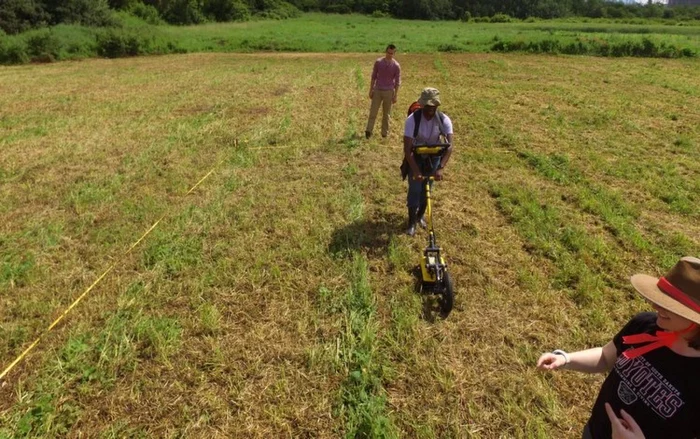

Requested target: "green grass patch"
[
  {"left": 337, "top": 254, "right": 398, "bottom": 439},
  {"left": 489, "top": 183, "right": 611, "bottom": 307},
  {"left": 518, "top": 150, "right": 695, "bottom": 267}
]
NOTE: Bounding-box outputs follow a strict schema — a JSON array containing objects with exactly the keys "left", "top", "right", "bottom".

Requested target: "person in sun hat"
[
  {"left": 537, "top": 256, "right": 700, "bottom": 439},
  {"left": 402, "top": 87, "right": 454, "bottom": 236},
  {"left": 364, "top": 44, "right": 401, "bottom": 140}
]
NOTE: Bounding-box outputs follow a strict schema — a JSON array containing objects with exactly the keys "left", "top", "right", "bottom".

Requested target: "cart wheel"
[{"left": 439, "top": 271, "right": 454, "bottom": 318}]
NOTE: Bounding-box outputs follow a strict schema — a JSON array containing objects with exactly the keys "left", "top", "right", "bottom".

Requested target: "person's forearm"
[
  {"left": 440, "top": 147, "right": 453, "bottom": 169},
  {"left": 565, "top": 348, "right": 612, "bottom": 373},
  {"left": 439, "top": 135, "right": 453, "bottom": 168}
]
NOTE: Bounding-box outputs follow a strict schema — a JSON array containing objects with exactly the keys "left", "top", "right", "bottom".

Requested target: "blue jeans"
[{"left": 406, "top": 156, "right": 441, "bottom": 209}]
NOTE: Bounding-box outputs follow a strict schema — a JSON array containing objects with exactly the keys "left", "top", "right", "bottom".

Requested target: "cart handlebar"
[{"left": 412, "top": 143, "right": 451, "bottom": 157}]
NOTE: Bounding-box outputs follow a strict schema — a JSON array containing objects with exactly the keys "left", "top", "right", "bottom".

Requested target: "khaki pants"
[{"left": 365, "top": 89, "right": 394, "bottom": 137}]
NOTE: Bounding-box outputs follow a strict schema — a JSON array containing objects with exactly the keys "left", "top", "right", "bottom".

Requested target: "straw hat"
[{"left": 631, "top": 257, "right": 700, "bottom": 324}]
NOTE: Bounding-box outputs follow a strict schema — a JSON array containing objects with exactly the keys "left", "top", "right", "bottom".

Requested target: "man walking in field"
[
  {"left": 403, "top": 87, "right": 454, "bottom": 236},
  {"left": 365, "top": 44, "right": 401, "bottom": 139}
]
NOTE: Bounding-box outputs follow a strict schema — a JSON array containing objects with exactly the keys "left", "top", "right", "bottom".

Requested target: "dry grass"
[{"left": 0, "top": 52, "right": 698, "bottom": 438}]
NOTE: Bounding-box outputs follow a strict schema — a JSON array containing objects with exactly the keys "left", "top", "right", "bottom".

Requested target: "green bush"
[
  {"left": 128, "top": 1, "right": 163, "bottom": 24},
  {"left": 255, "top": 1, "right": 300, "bottom": 18},
  {"left": 437, "top": 43, "right": 462, "bottom": 52},
  {"left": 0, "top": 0, "right": 50, "bottom": 34},
  {"left": 491, "top": 40, "right": 525, "bottom": 52},
  {"left": 492, "top": 35, "right": 696, "bottom": 59},
  {"left": 162, "top": 0, "right": 207, "bottom": 24},
  {"left": 0, "top": 40, "right": 30, "bottom": 64},
  {"left": 26, "top": 29, "right": 62, "bottom": 61},
  {"left": 322, "top": 4, "right": 350, "bottom": 14},
  {"left": 96, "top": 29, "right": 147, "bottom": 57},
  {"left": 284, "top": 0, "right": 319, "bottom": 11},
  {"left": 44, "top": 0, "right": 117, "bottom": 27},
  {"left": 490, "top": 13, "right": 512, "bottom": 23},
  {"left": 533, "top": 38, "right": 559, "bottom": 53},
  {"left": 678, "top": 47, "right": 695, "bottom": 57},
  {"left": 203, "top": 0, "right": 250, "bottom": 21},
  {"left": 460, "top": 11, "right": 471, "bottom": 22}
]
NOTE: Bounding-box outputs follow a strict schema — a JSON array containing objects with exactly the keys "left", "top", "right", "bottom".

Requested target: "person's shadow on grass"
[{"left": 328, "top": 212, "right": 404, "bottom": 259}]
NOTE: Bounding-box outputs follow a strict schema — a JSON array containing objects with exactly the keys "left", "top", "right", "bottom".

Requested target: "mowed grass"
[{"left": 0, "top": 52, "right": 698, "bottom": 438}]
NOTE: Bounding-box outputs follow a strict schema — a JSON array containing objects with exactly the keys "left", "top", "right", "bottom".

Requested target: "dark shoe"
[
  {"left": 381, "top": 133, "right": 387, "bottom": 139},
  {"left": 417, "top": 205, "right": 427, "bottom": 229},
  {"left": 365, "top": 131, "right": 371, "bottom": 139},
  {"left": 407, "top": 223, "right": 416, "bottom": 236},
  {"left": 406, "top": 207, "right": 417, "bottom": 236}
]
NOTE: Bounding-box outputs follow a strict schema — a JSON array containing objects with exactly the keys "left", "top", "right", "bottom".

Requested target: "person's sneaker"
[
  {"left": 406, "top": 223, "right": 416, "bottom": 236},
  {"left": 381, "top": 133, "right": 387, "bottom": 139},
  {"left": 418, "top": 216, "right": 427, "bottom": 229},
  {"left": 365, "top": 131, "right": 371, "bottom": 139}
]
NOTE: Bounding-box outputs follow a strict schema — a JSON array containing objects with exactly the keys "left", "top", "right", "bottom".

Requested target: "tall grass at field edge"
[
  {"left": 491, "top": 34, "right": 696, "bottom": 57},
  {"left": 1, "top": 13, "right": 699, "bottom": 65}
]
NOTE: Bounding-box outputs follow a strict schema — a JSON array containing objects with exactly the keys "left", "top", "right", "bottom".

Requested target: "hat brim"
[
  {"left": 418, "top": 99, "right": 440, "bottom": 107},
  {"left": 631, "top": 274, "right": 700, "bottom": 325}
]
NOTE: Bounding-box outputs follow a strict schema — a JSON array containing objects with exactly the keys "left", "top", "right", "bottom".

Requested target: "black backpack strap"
[
  {"left": 436, "top": 111, "right": 446, "bottom": 138},
  {"left": 413, "top": 109, "right": 422, "bottom": 139}
]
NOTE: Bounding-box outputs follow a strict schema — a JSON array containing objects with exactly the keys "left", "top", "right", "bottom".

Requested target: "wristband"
[{"left": 552, "top": 349, "right": 570, "bottom": 365}]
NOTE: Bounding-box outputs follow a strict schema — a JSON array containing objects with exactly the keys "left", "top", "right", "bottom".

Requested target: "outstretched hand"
[
  {"left": 605, "top": 403, "right": 645, "bottom": 439},
  {"left": 536, "top": 352, "right": 566, "bottom": 371}
]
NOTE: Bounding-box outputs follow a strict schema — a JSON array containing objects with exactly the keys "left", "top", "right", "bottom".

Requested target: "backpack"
[
  {"left": 400, "top": 104, "right": 447, "bottom": 180},
  {"left": 407, "top": 101, "right": 422, "bottom": 116}
]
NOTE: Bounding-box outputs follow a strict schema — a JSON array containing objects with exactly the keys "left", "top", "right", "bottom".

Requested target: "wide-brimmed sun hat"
[
  {"left": 418, "top": 87, "right": 441, "bottom": 107},
  {"left": 631, "top": 256, "right": 700, "bottom": 324}
]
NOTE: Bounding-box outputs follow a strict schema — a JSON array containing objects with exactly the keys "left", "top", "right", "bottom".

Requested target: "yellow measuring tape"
[{"left": 0, "top": 160, "right": 223, "bottom": 381}]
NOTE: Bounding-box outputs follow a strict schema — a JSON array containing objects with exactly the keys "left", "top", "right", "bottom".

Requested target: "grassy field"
[
  {"left": 2, "top": 12, "right": 700, "bottom": 64},
  {"left": 0, "top": 51, "right": 698, "bottom": 438},
  {"left": 157, "top": 13, "right": 700, "bottom": 53}
]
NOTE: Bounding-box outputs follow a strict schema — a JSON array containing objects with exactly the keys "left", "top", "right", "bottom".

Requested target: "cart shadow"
[{"left": 329, "top": 212, "right": 451, "bottom": 322}]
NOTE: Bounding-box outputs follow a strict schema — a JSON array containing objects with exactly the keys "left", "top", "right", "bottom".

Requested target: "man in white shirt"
[{"left": 403, "top": 87, "right": 454, "bottom": 236}]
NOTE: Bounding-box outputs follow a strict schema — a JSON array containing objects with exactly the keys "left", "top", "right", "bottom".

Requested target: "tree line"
[{"left": 2, "top": 0, "right": 699, "bottom": 34}]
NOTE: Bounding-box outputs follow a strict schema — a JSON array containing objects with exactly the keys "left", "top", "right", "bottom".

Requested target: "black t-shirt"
[{"left": 588, "top": 312, "right": 700, "bottom": 438}]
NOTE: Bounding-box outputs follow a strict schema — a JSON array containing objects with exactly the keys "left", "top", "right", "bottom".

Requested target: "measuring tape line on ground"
[{"left": 0, "top": 161, "right": 225, "bottom": 382}]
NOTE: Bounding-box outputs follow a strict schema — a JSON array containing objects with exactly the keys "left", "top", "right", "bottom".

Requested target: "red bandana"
[{"left": 622, "top": 324, "right": 696, "bottom": 359}]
